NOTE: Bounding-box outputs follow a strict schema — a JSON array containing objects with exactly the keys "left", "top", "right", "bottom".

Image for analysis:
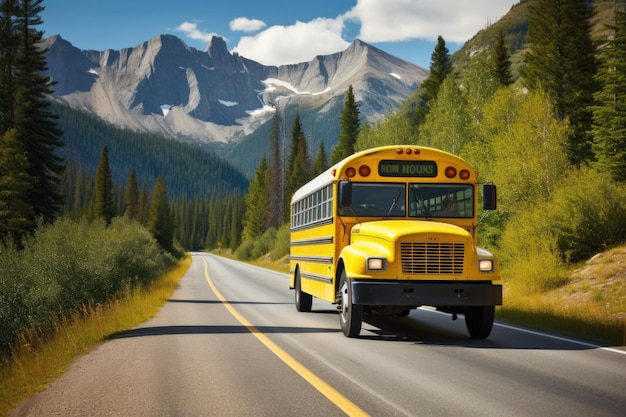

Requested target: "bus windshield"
[{"left": 338, "top": 182, "right": 474, "bottom": 218}]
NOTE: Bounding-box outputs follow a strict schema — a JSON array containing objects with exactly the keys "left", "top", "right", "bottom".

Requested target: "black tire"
[
  {"left": 465, "top": 306, "right": 495, "bottom": 339},
  {"left": 338, "top": 270, "right": 362, "bottom": 337},
  {"left": 294, "top": 270, "right": 312, "bottom": 312}
]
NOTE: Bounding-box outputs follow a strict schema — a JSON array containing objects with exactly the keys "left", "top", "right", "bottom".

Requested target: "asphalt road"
[{"left": 10, "top": 252, "right": 626, "bottom": 417}]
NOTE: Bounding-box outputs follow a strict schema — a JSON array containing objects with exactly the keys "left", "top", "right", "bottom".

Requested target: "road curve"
[{"left": 11, "top": 253, "right": 626, "bottom": 416}]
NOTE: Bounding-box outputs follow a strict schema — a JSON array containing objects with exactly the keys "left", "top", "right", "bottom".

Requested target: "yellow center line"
[{"left": 202, "top": 258, "right": 369, "bottom": 417}]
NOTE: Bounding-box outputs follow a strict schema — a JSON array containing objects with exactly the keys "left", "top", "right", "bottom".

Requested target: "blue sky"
[{"left": 40, "top": 0, "right": 519, "bottom": 69}]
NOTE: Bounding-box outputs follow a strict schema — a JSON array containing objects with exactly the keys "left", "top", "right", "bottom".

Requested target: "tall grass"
[{"left": 499, "top": 287, "right": 626, "bottom": 346}]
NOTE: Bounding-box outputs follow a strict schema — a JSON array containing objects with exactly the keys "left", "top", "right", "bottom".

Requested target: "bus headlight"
[
  {"left": 478, "top": 259, "right": 494, "bottom": 272},
  {"left": 367, "top": 257, "right": 387, "bottom": 271}
]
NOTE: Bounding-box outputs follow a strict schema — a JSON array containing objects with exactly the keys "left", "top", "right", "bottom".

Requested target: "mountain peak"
[{"left": 205, "top": 36, "right": 229, "bottom": 59}]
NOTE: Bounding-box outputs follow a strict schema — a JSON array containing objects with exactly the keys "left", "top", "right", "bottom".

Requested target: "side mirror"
[
  {"left": 483, "top": 184, "right": 497, "bottom": 210},
  {"left": 338, "top": 179, "right": 352, "bottom": 208}
]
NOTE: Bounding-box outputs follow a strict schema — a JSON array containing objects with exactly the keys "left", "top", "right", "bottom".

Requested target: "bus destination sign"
[{"left": 378, "top": 160, "right": 437, "bottom": 177}]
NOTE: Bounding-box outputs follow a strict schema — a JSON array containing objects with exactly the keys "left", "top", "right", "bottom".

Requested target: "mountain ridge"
[{"left": 41, "top": 34, "right": 428, "bottom": 152}]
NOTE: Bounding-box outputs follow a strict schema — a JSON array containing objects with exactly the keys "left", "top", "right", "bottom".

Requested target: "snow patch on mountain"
[
  {"left": 219, "top": 100, "right": 238, "bottom": 107},
  {"left": 262, "top": 78, "right": 331, "bottom": 96}
]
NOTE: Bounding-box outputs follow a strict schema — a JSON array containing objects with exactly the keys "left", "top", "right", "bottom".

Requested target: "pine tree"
[
  {"left": 0, "top": 0, "right": 19, "bottom": 134},
  {"left": 421, "top": 36, "right": 452, "bottom": 103},
  {"left": 286, "top": 112, "right": 305, "bottom": 182},
  {"left": 330, "top": 85, "right": 360, "bottom": 164},
  {"left": 311, "top": 141, "right": 328, "bottom": 176},
  {"left": 492, "top": 29, "right": 513, "bottom": 86},
  {"left": 287, "top": 136, "right": 311, "bottom": 197},
  {"left": 267, "top": 114, "right": 282, "bottom": 228},
  {"left": 0, "top": 128, "right": 34, "bottom": 241},
  {"left": 11, "top": 0, "right": 64, "bottom": 222},
  {"left": 70, "top": 158, "right": 85, "bottom": 215},
  {"left": 411, "top": 36, "right": 453, "bottom": 128},
  {"left": 591, "top": 8, "right": 626, "bottom": 181},
  {"left": 123, "top": 168, "right": 139, "bottom": 220},
  {"left": 148, "top": 176, "right": 175, "bottom": 251},
  {"left": 94, "top": 145, "right": 115, "bottom": 225},
  {"left": 284, "top": 112, "right": 308, "bottom": 220},
  {"left": 0, "top": 0, "right": 16, "bottom": 126},
  {"left": 522, "top": 0, "right": 598, "bottom": 165},
  {"left": 229, "top": 192, "right": 244, "bottom": 250},
  {"left": 137, "top": 183, "right": 149, "bottom": 226},
  {"left": 242, "top": 156, "right": 269, "bottom": 241}
]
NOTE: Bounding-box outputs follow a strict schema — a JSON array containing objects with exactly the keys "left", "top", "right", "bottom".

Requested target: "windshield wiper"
[
  {"left": 410, "top": 186, "right": 430, "bottom": 217},
  {"left": 386, "top": 187, "right": 404, "bottom": 217}
]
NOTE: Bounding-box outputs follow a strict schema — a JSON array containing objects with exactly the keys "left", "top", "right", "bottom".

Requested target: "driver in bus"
[{"left": 441, "top": 196, "right": 459, "bottom": 216}]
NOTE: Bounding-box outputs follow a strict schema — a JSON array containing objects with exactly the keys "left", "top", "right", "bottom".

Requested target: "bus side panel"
[{"left": 290, "top": 222, "right": 338, "bottom": 302}]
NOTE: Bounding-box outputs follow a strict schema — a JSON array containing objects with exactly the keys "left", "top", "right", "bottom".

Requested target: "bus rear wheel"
[
  {"left": 338, "top": 270, "right": 362, "bottom": 337},
  {"left": 294, "top": 270, "right": 312, "bottom": 312},
  {"left": 465, "top": 306, "right": 495, "bottom": 339}
]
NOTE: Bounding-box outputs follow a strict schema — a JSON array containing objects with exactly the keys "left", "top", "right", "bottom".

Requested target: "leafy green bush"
[
  {"left": 0, "top": 239, "right": 29, "bottom": 351},
  {"left": 234, "top": 239, "right": 255, "bottom": 260},
  {"left": 546, "top": 168, "right": 626, "bottom": 263},
  {"left": 0, "top": 217, "right": 172, "bottom": 354},
  {"left": 270, "top": 224, "right": 290, "bottom": 261},
  {"left": 498, "top": 202, "right": 569, "bottom": 292},
  {"left": 498, "top": 167, "right": 626, "bottom": 292},
  {"left": 251, "top": 227, "right": 277, "bottom": 259},
  {"left": 236, "top": 223, "right": 290, "bottom": 262}
]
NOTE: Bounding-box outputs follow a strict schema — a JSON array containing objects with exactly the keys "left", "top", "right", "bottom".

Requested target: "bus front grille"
[{"left": 400, "top": 242, "right": 464, "bottom": 275}]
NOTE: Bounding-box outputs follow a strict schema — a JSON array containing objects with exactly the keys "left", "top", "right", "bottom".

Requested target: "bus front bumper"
[{"left": 351, "top": 281, "right": 502, "bottom": 307}]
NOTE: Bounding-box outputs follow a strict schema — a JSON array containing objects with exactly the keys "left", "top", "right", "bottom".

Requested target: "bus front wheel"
[
  {"left": 465, "top": 306, "right": 495, "bottom": 339},
  {"left": 338, "top": 270, "right": 362, "bottom": 337},
  {"left": 294, "top": 270, "right": 312, "bottom": 312}
]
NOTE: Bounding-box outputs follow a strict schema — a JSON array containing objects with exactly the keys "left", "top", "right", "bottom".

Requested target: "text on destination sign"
[{"left": 378, "top": 160, "right": 438, "bottom": 177}]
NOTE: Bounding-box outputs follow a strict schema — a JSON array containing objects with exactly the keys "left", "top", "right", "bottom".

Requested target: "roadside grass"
[
  {"left": 0, "top": 255, "right": 191, "bottom": 416},
  {"left": 498, "top": 246, "right": 626, "bottom": 346}
]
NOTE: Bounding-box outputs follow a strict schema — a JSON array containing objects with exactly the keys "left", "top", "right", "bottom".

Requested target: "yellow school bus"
[{"left": 289, "top": 145, "right": 502, "bottom": 338}]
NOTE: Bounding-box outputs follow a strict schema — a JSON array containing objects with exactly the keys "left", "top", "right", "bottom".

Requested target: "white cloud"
[
  {"left": 229, "top": 17, "right": 266, "bottom": 32},
  {"left": 175, "top": 21, "right": 220, "bottom": 43},
  {"left": 232, "top": 18, "right": 349, "bottom": 66},
  {"left": 175, "top": 1, "right": 517, "bottom": 67},
  {"left": 344, "top": 0, "right": 516, "bottom": 43}
]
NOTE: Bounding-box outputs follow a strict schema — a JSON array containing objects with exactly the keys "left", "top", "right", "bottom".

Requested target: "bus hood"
[{"left": 350, "top": 220, "right": 471, "bottom": 243}]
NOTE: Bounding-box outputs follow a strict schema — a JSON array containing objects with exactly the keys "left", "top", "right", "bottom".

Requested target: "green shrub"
[
  {"left": 0, "top": 217, "right": 171, "bottom": 355},
  {"left": 270, "top": 224, "right": 290, "bottom": 261},
  {"left": 235, "top": 239, "right": 255, "bottom": 260},
  {"left": 547, "top": 168, "right": 626, "bottom": 263},
  {"left": 0, "top": 240, "right": 29, "bottom": 350},
  {"left": 498, "top": 202, "right": 569, "bottom": 292},
  {"left": 251, "top": 227, "right": 277, "bottom": 259},
  {"left": 498, "top": 167, "right": 626, "bottom": 292}
]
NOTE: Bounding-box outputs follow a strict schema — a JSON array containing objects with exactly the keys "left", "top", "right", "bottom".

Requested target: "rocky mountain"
[{"left": 42, "top": 34, "right": 428, "bottom": 152}]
